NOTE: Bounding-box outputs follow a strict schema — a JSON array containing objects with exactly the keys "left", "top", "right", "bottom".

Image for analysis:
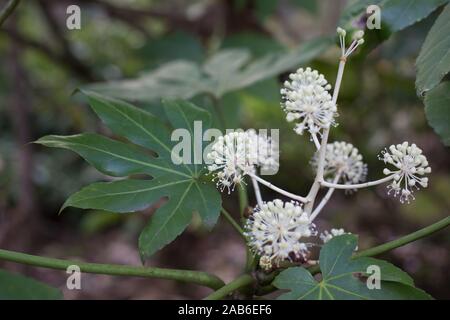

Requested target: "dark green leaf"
[
  {"left": 47, "top": 93, "right": 222, "bottom": 259},
  {"left": 82, "top": 90, "right": 174, "bottom": 159},
  {"left": 273, "top": 235, "right": 432, "bottom": 300},
  {"left": 61, "top": 176, "right": 190, "bottom": 213},
  {"left": 416, "top": 4, "right": 450, "bottom": 95},
  {"left": 139, "top": 179, "right": 221, "bottom": 257},
  {"left": 163, "top": 99, "right": 211, "bottom": 176},
  {"left": 35, "top": 134, "right": 178, "bottom": 178},
  {"left": 0, "top": 269, "right": 63, "bottom": 300},
  {"left": 424, "top": 81, "right": 450, "bottom": 146},
  {"left": 340, "top": 0, "right": 448, "bottom": 33},
  {"left": 382, "top": 0, "right": 448, "bottom": 33}
]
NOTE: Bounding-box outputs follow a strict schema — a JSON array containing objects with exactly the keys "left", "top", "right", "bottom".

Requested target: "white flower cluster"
[
  {"left": 280, "top": 67, "right": 337, "bottom": 136},
  {"left": 312, "top": 141, "right": 367, "bottom": 187},
  {"left": 207, "top": 130, "right": 278, "bottom": 193},
  {"left": 320, "top": 228, "right": 348, "bottom": 244},
  {"left": 246, "top": 129, "right": 279, "bottom": 174},
  {"left": 208, "top": 27, "right": 433, "bottom": 273},
  {"left": 245, "top": 199, "right": 316, "bottom": 270},
  {"left": 379, "top": 142, "right": 431, "bottom": 203}
]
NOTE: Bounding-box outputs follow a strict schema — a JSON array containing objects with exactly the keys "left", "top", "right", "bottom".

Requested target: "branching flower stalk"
[{"left": 208, "top": 27, "right": 433, "bottom": 271}]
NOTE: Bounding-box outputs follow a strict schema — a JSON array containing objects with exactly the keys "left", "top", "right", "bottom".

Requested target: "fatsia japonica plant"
[{"left": 11, "top": 26, "right": 444, "bottom": 300}]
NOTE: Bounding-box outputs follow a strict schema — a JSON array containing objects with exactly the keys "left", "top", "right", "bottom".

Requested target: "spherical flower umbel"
[
  {"left": 207, "top": 130, "right": 278, "bottom": 193},
  {"left": 245, "top": 199, "right": 316, "bottom": 270},
  {"left": 379, "top": 142, "right": 431, "bottom": 203},
  {"left": 311, "top": 141, "right": 367, "bottom": 188},
  {"left": 281, "top": 67, "right": 337, "bottom": 136},
  {"left": 246, "top": 129, "right": 279, "bottom": 174}
]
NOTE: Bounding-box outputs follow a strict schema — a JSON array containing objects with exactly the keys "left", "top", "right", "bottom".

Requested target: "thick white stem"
[
  {"left": 310, "top": 173, "right": 341, "bottom": 221},
  {"left": 320, "top": 175, "right": 394, "bottom": 190},
  {"left": 247, "top": 172, "right": 308, "bottom": 203},
  {"left": 251, "top": 177, "right": 263, "bottom": 207},
  {"left": 311, "top": 133, "right": 321, "bottom": 150},
  {"left": 305, "top": 59, "right": 347, "bottom": 214}
]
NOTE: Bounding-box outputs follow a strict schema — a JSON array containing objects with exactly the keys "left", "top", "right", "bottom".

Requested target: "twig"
[
  {"left": 1, "top": 27, "right": 93, "bottom": 81},
  {"left": 0, "top": 248, "right": 225, "bottom": 290},
  {"left": 204, "top": 274, "right": 254, "bottom": 300},
  {"left": 37, "top": 0, "right": 97, "bottom": 81},
  {"left": 320, "top": 175, "right": 394, "bottom": 190},
  {"left": 251, "top": 177, "right": 263, "bottom": 207},
  {"left": 247, "top": 172, "right": 308, "bottom": 203},
  {"left": 0, "top": 0, "right": 21, "bottom": 27},
  {"left": 304, "top": 58, "right": 347, "bottom": 214},
  {"left": 221, "top": 208, "right": 246, "bottom": 240},
  {"left": 310, "top": 173, "right": 341, "bottom": 221}
]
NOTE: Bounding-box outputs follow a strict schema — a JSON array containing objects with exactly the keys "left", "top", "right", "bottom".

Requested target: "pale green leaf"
[{"left": 84, "top": 37, "right": 332, "bottom": 101}]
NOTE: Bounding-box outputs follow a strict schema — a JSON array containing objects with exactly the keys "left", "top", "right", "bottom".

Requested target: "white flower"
[
  {"left": 207, "top": 130, "right": 278, "bottom": 193},
  {"left": 280, "top": 67, "right": 337, "bottom": 136},
  {"left": 246, "top": 129, "right": 279, "bottom": 175},
  {"left": 311, "top": 141, "right": 367, "bottom": 187},
  {"left": 320, "top": 228, "right": 348, "bottom": 244},
  {"left": 245, "top": 199, "right": 316, "bottom": 270},
  {"left": 379, "top": 142, "right": 431, "bottom": 203}
]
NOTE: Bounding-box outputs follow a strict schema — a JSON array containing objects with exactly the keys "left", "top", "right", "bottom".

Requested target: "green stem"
[
  {"left": 238, "top": 184, "right": 249, "bottom": 220},
  {"left": 0, "top": 248, "right": 225, "bottom": 290},
  {"left": 256, "top": 216, "right": 450, "bottom": 295},
  {"left": 354, "top": 215, "right": 450, "bottom": 258},
  {"left": 221, "top": 207, "right": 246, "bottom": 240},
  {"left": 0, "top": 0, "right": 21, "bottom": 27},
  {"left": 237, "top": 184, "right": 255, "bottom": 271},
  {"left": 204, "top": 274, "right": 254, "bottom": 300}
]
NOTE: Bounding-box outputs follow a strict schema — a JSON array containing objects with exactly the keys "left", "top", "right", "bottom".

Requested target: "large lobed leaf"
[
  {"left": 36, "top": 91, "right": 222, "bottom": 259},
  {"left": 0, "top": 269, "right": 63, "bottom": 300},
  {"left": 84, "top": 37, "right": 332, "bottom": 102},
  {"left": 273, "top": 235, "right": 432, "bottom": 300}
]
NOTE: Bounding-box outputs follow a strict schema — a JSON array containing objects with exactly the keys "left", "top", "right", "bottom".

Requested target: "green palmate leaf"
[
  {"left": 35, "top": 134, "right": 178, "bottom": 178},
  {"left": 163, "top": 99, "right": 211, "bottom": 176},
  {"left": 340, "top": 0, "right": 448, "bottom": 33},
  {"left": 0, "top": 269, "right": 63, "bottom": 300},
  {"left": 84, "top": 37, "right": 332, "bottom": 102},
  {"left": 424, "top": 81, "right": 450, "bottom": 146},
  {"left": 139, "top": 178, "right": 221, "bottom": 256},
  {"left": 416, "top": 4, "right": 450, "bottom": 95},
  {"left": 41, "top": 92, "right": 222, "bottom": 259},
  {"left": 84, "top": 91, "right": 175, "bottom": 159},
  {"left": 273, "top": 235, "right": 432, "bottom": 300}
]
